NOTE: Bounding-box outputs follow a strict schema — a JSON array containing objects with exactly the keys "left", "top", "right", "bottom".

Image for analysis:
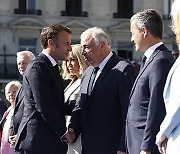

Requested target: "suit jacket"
[
  {"left": 126, "top": 44, "right": 175, "bottom": 154},
  {"left": 15, "top": 53, "right": 67, "bottom": 154},
  {"left": 9, "top": 86, "right": 24, "bottom": 136},
  {"left": 64, "top": 79, "right": 81, "bottom": 115},
  {"left": 159, "top": 56, "right": 180, "bottom": 153},
  {"left": 69, "top": 53, "right": 135, "bottom": 154},
  {"left": 65, "top": 79, "right": 82, "bottom": 154},
  {"left": 0, "top": 97, "right": 7, "bottom": 121}
]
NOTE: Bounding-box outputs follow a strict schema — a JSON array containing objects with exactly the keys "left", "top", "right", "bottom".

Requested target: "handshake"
[{"left": 62, "top": 128, "right": 75, "bottom": 144}]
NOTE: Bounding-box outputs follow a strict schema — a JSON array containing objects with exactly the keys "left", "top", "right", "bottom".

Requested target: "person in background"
[
  {"left": 0, "top": 81, "right": 21, "bottom": 154},
  {"left": 62, "top": 44, "right": 88, "bottom": 154},
  {"left": 171, "top": 50, "right": 179, "bottom": 60},
  {"left": 156, "top": 0, "right": 180, "bottom": 153},
  {"left": 131, "top": 60, "right": 140, "bottom": 77},
  {"left": 9, "top": 51, "right": 35, "bottom": 147},
  {"left": 67, "top": 27, "right": 135, "bottom": 154},
  {"left": 0, "top": 96, "right": 7, "bottom": 121},
  {"left": 15, "top": 24, "right": 72, "bottom": 154},
  {"left": 126, "top": 9, "right": 175, "bottom": 154}
]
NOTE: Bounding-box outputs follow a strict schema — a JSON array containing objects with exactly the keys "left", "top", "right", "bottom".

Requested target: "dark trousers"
[{"left": 16, "top": 150, "right": 39, "bottom": 154}]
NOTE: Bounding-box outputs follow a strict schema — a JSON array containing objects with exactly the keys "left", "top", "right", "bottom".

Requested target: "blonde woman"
[
  {"left": 156, "top": 0, "right": 180, "bottom": 153},
  {"left": 62, "top": 44, "right": 88, "bottom": 154},
  {"left": 0, "top": 81, "right": 21, "bottom": 154}
]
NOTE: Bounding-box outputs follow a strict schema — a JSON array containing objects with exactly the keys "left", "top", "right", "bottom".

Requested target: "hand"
[
  {"left": 9, "top": 135, "right": 17, "bottom": 146},
  {"left": 140, "top": 150, "right": 151, "bottom": 154},
  {"left": 62, "top": 128, "right": 75, "bottom": 144},
  {"left": 156, "top": 132, "right": 168, "bottom": 154},
  {"left": 117, "top": 151, "right": 126, "bottom": 154},
  {"left": 160, "top": 138, "right": 168, "bottom": 154}
]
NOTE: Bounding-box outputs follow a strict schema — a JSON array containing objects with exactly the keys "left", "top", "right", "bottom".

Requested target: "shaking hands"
[{"left": 61, "top": 128, "right": 75, "bottom": 144}]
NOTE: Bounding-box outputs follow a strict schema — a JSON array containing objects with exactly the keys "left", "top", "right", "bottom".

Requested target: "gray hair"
[
  {"left": 17, "top": 51, "right": 35, "bottom": 61},
  {"left": 80, "top": 27, "right": 109, "bottom": 46},
  {"left": 130, "top": 9, "right": 163, "bottom": 39}
]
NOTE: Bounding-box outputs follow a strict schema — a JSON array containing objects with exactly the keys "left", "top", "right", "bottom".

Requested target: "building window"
[
  {"left": 19, "top": 38, "right": 37, "bottom": 55},
  {"left": 163, "top": 0, "right": 173, "bottom": 20},
  {"left": 61, "top": 0, "right": 88, "bottom": 17},
  {"left": 113, "top": 0, "right": 133, "bottom": 18},
  {"left": 14, "top": 0, "right": 41, "bottom": 15}
]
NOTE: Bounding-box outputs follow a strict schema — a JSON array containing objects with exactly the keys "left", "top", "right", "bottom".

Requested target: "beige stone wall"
[{"left": 0, "top": 0, "right": 177, "bottom": 65}]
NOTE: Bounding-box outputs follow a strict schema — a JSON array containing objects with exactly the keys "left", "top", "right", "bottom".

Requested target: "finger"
[{"left": 68, "top": 128, "right": 74, "bottom": 133}]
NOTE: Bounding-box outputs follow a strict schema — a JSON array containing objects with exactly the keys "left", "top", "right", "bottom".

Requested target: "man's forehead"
[{"left": 81, "top": 36, "right": 94, "bottom": 45}]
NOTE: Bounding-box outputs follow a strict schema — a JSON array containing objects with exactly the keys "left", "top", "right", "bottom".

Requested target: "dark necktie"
[
  {"left": 54, "top": 64, "right": 64, "bottom": 88},
  {"left": 88, "top": 67, "right": 99, "bottom": 95},
  {"left": 140, "top": 55, "right": 147, "bottom": 70},
  {"left": 54, "top": 64, "right": 60, "bottom": 76}
]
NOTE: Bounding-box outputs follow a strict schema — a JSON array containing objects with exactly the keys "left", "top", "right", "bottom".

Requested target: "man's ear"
[
  {"left": 142, "top": 27, "right": 148, "bottom": 38},
  {"left": 100, "top": 41, "right": 105, "bottom": 49},
  {"left": 48, "top": 39, "right": 55, "bottom": 47}
]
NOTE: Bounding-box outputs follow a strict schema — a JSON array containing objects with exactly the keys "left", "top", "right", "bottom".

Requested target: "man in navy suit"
[
  {"left": 68, "top": 27, "right": 135, "bottom": 154},
  {"left": 126, "top": 9, "right": 175, "bottom": 154},
  {"left": 15, "top": 25, "right": 72, "bottom": 154},
  {"left": 9, "top": 51, "right": 35, "bottom": 146}
]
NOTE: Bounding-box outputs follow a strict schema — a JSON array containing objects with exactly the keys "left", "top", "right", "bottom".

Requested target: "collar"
[
  {"left": 42, "top": 52, "right": 57, "bottom": 66},
  {"left": 98, "top": 52, "right": 113, "bottom": 72},
  {"left": 144, "top": 42, "right": 163, "bottom": 61}
]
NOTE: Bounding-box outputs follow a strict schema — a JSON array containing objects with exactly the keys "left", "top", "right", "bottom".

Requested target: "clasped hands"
[
  {"left": 62, "top": 128, "right": 75, "bottom": 144},
  {"left": 9, "top": 134, "right": 17, "bottom": 146}
]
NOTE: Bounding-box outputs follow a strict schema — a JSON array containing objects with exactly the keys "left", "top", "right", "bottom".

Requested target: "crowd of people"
[{"left": 0, "top": 0, "right": 180, "bottom": 153}]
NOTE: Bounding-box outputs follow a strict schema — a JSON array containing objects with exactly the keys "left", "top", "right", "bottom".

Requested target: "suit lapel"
[
  {"left": 65, "top": 79, "right": 81, "bottom": 102},
  {"left": 38, "top": 53, "right": 64, "bottom": 91},
  {"left": 163, "top": 57, "right": 179, "bottom": 95},
  {"left": 129, "top": 46, "right": 163, "bottom": 99},
  {"left": 15, "top": 86, "right": 24, "bottom": 108},
  {"left": 88, "top": 53, "right": 118, "bottom": 100}
]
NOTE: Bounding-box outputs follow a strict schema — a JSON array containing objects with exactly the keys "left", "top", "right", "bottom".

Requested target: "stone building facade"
[{"left": 0, "top": 0, "right": 177, "bottom": 79}]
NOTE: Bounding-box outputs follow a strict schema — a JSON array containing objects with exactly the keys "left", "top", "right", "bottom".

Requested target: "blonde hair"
[
  {"left": 62, "top": 44, "right": 88, "bottom": 80},
  {"left": 171, "top": 0, "right": 180, "bottom": 44},
  {"left": 5, "top": 80, "right": 21, "bottom": 94}
]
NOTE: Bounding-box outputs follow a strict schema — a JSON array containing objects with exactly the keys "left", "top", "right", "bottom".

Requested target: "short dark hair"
[
  {"left": 40, "top": 24, "right": 71, "bottom": 49},
  {"left": 130, "top": 9, "right": 163, "bottom": 39}
]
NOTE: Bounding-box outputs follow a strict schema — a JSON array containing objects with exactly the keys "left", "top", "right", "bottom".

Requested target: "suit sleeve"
[
  {"left": 68, "top": 73, "right": 88, "bottom": 140},
  {"left": 141, "top": 59, "right": 171, "bottom": 151},
  {"left": 118, "top": 64, "right": 135, "bottom": 151},
  {"left": 68, "top": 94, "right": 81, "bottom": 141},
  {"left": 9, "top": 116, "right": 14, "bottom": 136},
  {"left": 160, "top": 63, "right": 180, "bottom": 137},
  {"left": 25, "top": 62, "right": 67, "bottom": 138},
  {"left": 0, "top": 99, "right": 7, "bottom": 121}
]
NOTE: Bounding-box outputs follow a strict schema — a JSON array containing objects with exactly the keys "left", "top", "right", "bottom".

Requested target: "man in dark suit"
[
  {"left": 67, "top": 27, "right": 135, "bottom": 154},
  {"left": 0, "top": 96, "right": 7, "bottom": 120},
  {"left": 126, "top": 9, "right": 175, "bottom": 154},
  {"left": 9, "top": 51, "right": 35, "bottom": 146},
  {"left": 15, "top": 24, "right": 72, "bottom": 154}
]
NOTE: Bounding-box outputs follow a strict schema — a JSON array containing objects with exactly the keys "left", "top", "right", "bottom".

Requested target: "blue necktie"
[{"left": 88, "top": 67, "right": 99, "bottom": 95}]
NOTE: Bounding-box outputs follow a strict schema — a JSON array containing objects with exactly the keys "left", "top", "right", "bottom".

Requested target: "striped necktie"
[{"left": 88, "top": 67, "right": 99, "bottom": 95}]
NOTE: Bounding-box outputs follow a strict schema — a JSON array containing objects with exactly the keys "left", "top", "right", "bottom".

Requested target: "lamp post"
[{"left": 3, "top": 44, "right": 7, "bottom": 77}]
